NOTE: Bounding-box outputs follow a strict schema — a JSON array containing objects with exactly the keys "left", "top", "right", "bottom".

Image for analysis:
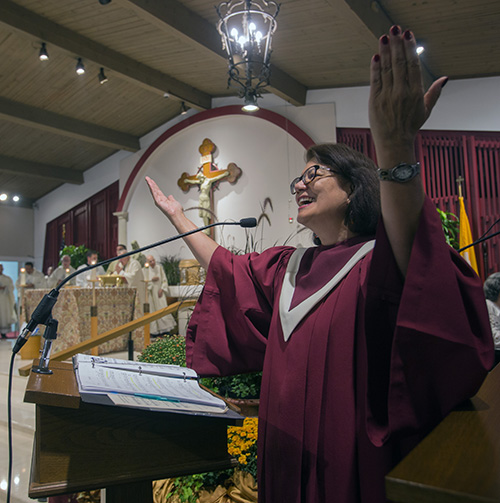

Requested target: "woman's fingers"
[
  {"left": 424, "top": 76, "right": 448, "bottom": 119},
  {"left": 388, "top": 25, "right": 407, "bottom": 92},
  {"left": 379, "top": 33, "right": 393, "bottom": 90}
]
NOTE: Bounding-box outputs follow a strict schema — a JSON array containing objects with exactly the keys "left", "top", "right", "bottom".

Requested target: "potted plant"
[{"left": 139, "top": 336, "right": 260, "bottom": 503}]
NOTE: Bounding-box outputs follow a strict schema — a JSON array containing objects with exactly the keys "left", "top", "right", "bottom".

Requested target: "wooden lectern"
[
  {"left": 24, "top": 361, "right": 241, "bottom": 502},
  {"left": 386, "top": 363, "right": 500, "bottom": 503}
]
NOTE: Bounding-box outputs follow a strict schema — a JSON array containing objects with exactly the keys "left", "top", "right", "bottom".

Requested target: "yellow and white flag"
[{"left": 459, "top": 196, "right": 478, "bottom": 274}]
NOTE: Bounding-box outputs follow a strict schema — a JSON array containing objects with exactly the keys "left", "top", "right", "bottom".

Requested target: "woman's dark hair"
[
  {"left": 484, "top": 272, "right": 500, "bottom": 302},
  {"left": 306, "top": 143, "right": 380, "bottom": 236}
]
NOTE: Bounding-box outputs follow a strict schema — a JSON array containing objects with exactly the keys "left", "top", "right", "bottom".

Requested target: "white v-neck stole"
[{"left": 279, "top": 240, "right": 375, "bottom": 342}]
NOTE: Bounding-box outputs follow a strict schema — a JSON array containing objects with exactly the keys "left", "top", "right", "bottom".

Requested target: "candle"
[
  {"left": 65, "top": 268, "right": 70, "bottom": 278},
  {"left": 144, "top": 262, "right": 150, "bottom": 281},
  {"left": 20, "top": 268, "right": 26, "bottom": 286},
  {"left": 90, "top": 261, "right": 97, "bottom": 281}
]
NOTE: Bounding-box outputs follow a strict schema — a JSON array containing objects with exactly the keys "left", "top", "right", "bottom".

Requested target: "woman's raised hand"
[
  {"left": 145, "top": 176, "right": 184, "bottom": 223},
  {"left": 369, "top": 26, "right": 448, "bottom": 163}
]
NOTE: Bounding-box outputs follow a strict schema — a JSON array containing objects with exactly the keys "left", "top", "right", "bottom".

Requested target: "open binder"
[{"left": 73, "top": 353, "right": 241, "bottom": 418}]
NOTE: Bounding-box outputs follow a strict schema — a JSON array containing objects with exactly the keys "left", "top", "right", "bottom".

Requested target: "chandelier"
[{"left": 216, "top": 0, "right": 280, "bottom": 111}]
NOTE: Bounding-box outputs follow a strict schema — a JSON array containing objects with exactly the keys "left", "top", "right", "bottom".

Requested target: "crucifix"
[{"left": 177, "top": 138, "right": 242, "bottom": 234}]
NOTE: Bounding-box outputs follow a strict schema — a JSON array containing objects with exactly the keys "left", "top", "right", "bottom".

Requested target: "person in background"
[
  {"left": 47, "top": 254, "right": 76, "bottom": 288},
  {"left": 146, "top": 26, "right": 494, "bottom": 503},
  {"left": 106, "top": 243, "right": 127, "bottom": 274},
  {"left": 115, "top": 246, "right": 145, "bottom": 304},
  {"left": 16, "top": 262, "right": 47, "bottom": 290},
  {"left": 76, "top": 250, "right": 106, "bottom": 288},
  {"left": 0, "top": 264, "right": 16, "bottom": 338},
  {"left": 483, "top": 272, "right": 500, "bottom": 366},
  {"left": 144, "top": 255, "right": 176, "bottom": 336}
]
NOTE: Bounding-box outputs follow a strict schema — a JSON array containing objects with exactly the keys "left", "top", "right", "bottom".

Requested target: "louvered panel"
[{"left": 473, "top": 136, "right": 500, "bottom": 275}]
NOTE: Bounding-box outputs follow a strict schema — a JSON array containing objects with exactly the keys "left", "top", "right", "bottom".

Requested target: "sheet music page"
[
  {"left": 109, "top": 393, "right": 228, "bottom": 414},
  {"left": 73, "top": 353, "right": 226, "bottom": 409}
]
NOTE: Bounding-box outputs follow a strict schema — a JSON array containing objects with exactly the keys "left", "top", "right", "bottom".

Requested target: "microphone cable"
[{"left": 6, "top": 351, "right": 15, "bottom": 503}]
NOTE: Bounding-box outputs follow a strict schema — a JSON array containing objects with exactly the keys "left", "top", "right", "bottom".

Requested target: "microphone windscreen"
[{"left": 239, "top": 217, "right": 257, "bottom": 228}]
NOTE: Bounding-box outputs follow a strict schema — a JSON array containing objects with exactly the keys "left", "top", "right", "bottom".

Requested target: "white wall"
[
  {"left": 306, "top": 76, "right": 500, "bottom": 131},
  {"left": 125, "top": 104, "right": 336, "bottom": 261},
  {"left": 18, "top": 74, "right": 500, "bottom": 264},
  {"left": 0, "top": 206, "right": 34, "bottom": 260}
]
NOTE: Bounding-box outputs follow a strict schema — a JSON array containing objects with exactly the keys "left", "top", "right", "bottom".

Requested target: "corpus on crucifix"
[{"left": 177, "top": 138, "right": 242, "bottom": 232}]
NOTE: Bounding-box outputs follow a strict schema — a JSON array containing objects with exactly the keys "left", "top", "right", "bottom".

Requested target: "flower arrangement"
[
  {"left": 228, "top": 417, "right": 258, "bottom": 479},
  {"left": 139, "top": 336, "right": 260, "bottom": 503}
]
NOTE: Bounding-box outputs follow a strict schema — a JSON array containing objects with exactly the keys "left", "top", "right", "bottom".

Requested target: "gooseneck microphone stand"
[{"left": 11, "top": 217, "right": 257, "bottom": 375}]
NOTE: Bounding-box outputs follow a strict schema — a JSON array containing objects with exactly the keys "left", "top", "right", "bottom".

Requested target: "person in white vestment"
[
  {"left": 0, "top": 264, "right": 16, "bottom": 338},
  {"left": 484, "top": 272, "right": 500, "bottom": 366},
  {"left": 144, "top": 255, "right": 176, "bottom": 336},
  {"left": 76, "top": 250, "right": 106, "bottom": 288},
  {"left": 106, "top": 244, "right": 127, "bottom": 274},
  {"left": 15, "top": 262, "right": 47, "bottom": 290},
  {"left": 114, "top": 248, "right": 146, "bottom": 305},
  {"left": 47, "top": 255, "right": 76, "bottom": 288}
]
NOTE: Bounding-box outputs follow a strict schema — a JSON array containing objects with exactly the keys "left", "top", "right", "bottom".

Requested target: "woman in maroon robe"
[{"left": 147, "top": 27, "right": 494, "bottom": 503}]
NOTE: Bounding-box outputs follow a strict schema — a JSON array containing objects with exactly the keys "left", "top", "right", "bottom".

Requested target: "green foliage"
[
  {"left": 436, "top": 207, "right": 459, "bottom": 249},
  {"left": 138, "top": 336, "right": 260, "bottom": 501},
  {"left": 161, "top": 255, "right": 181, "bottom": 286},
  {"left": 138, "top": 334, "right": 186, "bottom": 366},
  {"left": 60, "top": 244, "right": 89, "bottom": 269}
]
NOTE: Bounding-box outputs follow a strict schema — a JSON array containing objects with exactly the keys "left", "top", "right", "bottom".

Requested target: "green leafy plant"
[
  {"left": 60, "top": 244, "right": 89, "bottom": 269},
  {"left": 161, "top": 255, "right": 181, "bottom": 286},
  {"left": 138, "top": 336, "right": 260, "bottom": 502},
  {"left": 436, "top": 207, "right": 459, "bottom": 249}
]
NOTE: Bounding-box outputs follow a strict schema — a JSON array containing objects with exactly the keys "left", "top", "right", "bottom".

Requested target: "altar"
[{"left": 22, "top": 287, "right": 144, "bottom": 357}]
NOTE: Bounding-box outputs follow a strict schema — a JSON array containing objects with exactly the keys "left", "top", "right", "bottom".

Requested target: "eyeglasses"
[{"left": 290, "top": 165, "right": 337, "bottom": 195}]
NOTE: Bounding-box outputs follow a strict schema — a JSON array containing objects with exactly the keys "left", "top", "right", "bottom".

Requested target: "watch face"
[{"left": 394, "top": 165, "right": 414, "bottom": 181}]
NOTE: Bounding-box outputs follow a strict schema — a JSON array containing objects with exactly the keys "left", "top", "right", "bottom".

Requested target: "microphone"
[
  {"left": 12, "top": 289, "right": 59, "bottom": 354},
  {"left": 12, "top": 217, "right": 256, "bottom": 355}
]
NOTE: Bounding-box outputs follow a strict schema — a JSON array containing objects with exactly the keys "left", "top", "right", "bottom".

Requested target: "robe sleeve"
[
  {"left": 364, "top": 196, "right": 494, "bottom": 446},
  {"left": 186, "top": 246, "right": 294, "bottom": 376}
]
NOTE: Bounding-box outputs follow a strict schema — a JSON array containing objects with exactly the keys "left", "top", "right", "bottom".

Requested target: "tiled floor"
[{"left": 0, "top": 338, "right": 134, "bottom": 503}]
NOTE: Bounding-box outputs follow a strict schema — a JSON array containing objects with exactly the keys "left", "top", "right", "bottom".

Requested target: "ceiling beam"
[
  {"left": 0, "top": 155, "right": 84, "bottom": 185},
  {"left": 125, "top": 0, "right": 307, "bottom": 106},
  {"left": 0, "top": 97, "right": 140, "bottom": 152},
  {"left": 0, "top": 0, "right": 211, "bottom": 110},
  {"left": 342, "top": 0, "right": 436, "bottom": 87}
]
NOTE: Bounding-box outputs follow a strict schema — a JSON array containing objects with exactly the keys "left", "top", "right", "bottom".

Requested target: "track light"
[
  {"left": 13, "top": 196, "right": 20, "bottom": 202},
  {"left": 0, "top": 194, "right": 7, "bottom": 201},
  {"left": 98, "top": 67, "right": 108, "bottom": 84},
  {"left": 39, "top": 42, "right": 49, "bottom": 61},
  {"left": 180, "top": 102, "right": 189, "bottom": 115},
  {"left": 76, "top": 58, "right": 85, "bottom": 75}
]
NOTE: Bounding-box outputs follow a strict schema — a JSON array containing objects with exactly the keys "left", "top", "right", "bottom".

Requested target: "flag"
[{"left": 459, "top": 196, "right": 478, "bottom": 274}]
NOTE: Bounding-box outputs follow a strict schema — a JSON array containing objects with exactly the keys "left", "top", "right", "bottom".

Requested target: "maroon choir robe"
[{"left": 186, "top": 197, "right": 494, "bottom": 503}]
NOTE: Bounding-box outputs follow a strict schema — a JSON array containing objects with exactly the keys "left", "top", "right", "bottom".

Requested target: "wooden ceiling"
[{"left": 0, "top": 0, "right": 499, "bottom": 206}]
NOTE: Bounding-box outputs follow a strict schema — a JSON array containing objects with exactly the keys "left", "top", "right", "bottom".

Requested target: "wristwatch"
[{"left": 377, "top": 162, "right": 421, "bottom": 183}]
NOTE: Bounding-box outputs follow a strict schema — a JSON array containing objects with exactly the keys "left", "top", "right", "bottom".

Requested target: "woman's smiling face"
[{"left": 294, "top": 160, "right": 352, "bottom": 242}]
